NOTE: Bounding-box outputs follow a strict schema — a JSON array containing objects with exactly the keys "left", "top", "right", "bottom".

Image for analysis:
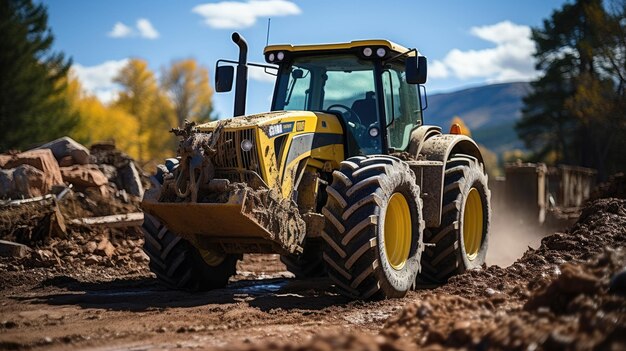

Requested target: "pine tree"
[
  {"left": 516, "top": 0, "right": 626, "bottom": 178},
  {"left": 0, "top": 0, "right": 77, "bottom": 151}
]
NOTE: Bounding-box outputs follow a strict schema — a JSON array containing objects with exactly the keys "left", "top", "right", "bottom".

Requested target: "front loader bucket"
[{"left": 142, "top": 189, "right": 278, "bottom": 251}]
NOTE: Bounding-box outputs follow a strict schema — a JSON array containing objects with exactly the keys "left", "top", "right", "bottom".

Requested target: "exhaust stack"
[{"left": 232, "top": 32, "right": 248, "bottom": 117}]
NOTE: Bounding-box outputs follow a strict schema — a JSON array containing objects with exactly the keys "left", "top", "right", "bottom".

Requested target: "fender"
[
  {"left": 407, "top": 125, "right": 442, "bottom": 157},
  {"left": 407, "top": 131, "right": 485, "bottom": 228}
]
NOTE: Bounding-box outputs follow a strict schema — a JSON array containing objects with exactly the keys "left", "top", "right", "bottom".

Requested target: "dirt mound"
[
  {"left": 591, "top": 173, "right": 626, "bottom": 200},
  {"left": 380, "top": 198, "right": 626, "bottom": 350},
  {"left": 227, "top": 333, "right": 419, "bottom": 351}
]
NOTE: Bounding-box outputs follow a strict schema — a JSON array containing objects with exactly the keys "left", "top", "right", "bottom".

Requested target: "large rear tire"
[
  {"left": 321, "top": 155, "right": 424, "bottom": 300},
  {"left": 418, "top": 155, "right": 491, "bottom": 283},
  {"left": 142, "top": 213, "right": 238, "bottom": 291}
]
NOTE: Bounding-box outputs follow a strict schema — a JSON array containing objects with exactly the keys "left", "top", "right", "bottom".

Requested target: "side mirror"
[
  {"left": 215, "top": 65, "right": 234, "bottom": 92},
  {"left": 292, "top": 69, "right": 303, "bottom": 79},
  {"left": 405, "top": 56, "right": 427, "bottom": 84}
]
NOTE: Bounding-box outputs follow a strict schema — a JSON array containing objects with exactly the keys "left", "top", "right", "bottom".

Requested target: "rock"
[
  {"left": 58, "top": 156, "right": 74, "bottom": 167},
  {"left": 0, "top": 240, "right": 32, "bottom": 258},
  {"left": 95, "top": 238, "right": 115, "bottom": 258},
  {"left": 119, "top": 161, "right": 144, "bottom": 197},
  {"left": 98, "top": 164, "right": 118, "bottom": 182},
  {"left": 0, "top": 164, "right": 47, "bottom": 198},
  {"left": 556, "top": 263, "right": 599, "bottom": 294},
  {"left": 60, "top": 164, "right": 108, "bottom": 188},
  {"left": 131, "top": 251, "right": 148, "bottom": 263},
  {"left": 84, "top": 255, "right": 100, "bottom": 266},
  {"left": 84, "top": 241, "right": 97, "bottom": 254},
  {"left": 35, "top": 136, "right": 90, "bottom": 165},
  {"left": 49, "top": 205, "right": 67, "bottom": 238},
  {"left": 0, "top": 149, "right": 63, "bottom": 195}
]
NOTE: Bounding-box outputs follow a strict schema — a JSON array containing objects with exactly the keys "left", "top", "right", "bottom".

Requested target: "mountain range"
[{"left": 424, "top": 82, "right": 531, "bottom": 156}]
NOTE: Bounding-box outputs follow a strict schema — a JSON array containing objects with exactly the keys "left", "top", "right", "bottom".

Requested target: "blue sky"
[{"left": 43, "top": 0, "right": 567, "bottom": 119}]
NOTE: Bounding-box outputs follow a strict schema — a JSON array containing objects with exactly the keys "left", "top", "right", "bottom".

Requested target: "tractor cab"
[{"left": 264, "top": 41, "right": 428, "bottom": 156}]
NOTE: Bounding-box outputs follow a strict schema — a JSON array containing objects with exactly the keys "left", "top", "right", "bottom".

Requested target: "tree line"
[
  {"left": 0, "top": 0, "right": 215, "bottom": 166},
  {"left": 517, "top": 0, "right": 626, "bottom": 179}
]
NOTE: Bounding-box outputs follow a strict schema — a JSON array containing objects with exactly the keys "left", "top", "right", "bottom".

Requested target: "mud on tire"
[
  {"left": 142, "top": 213, "right": 238, "bottom": 291},
  {"left": 321, "top": 155, "right": 424, "bottom": 299},
  {"left": 418, "top": 154, "right": 491, "bottom": 284}
]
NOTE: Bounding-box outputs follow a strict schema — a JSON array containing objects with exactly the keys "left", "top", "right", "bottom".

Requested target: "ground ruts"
[{"left": 1, "top": 199, "right": 625, "bottom": 350}]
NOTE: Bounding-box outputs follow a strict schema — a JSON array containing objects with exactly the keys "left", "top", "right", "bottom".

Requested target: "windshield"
[{"left": 272, "top": 54, "right": 382, "bottom": 155}]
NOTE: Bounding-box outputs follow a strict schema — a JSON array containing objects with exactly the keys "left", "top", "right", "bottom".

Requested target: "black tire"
[
  {"left": 419, "top": 154, "right": 491, "bottom": 284},
  {"left": 280, "top": 240, "right": 326, "bottom": 278},
  {"left": 142, "top": 213, "right": 238, "bottom": 291},
  {"left": 321, "top": 155, "right": 424, "bottom": 300}
]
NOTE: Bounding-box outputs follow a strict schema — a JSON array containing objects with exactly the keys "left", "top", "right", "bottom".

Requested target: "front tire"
[
  {"left": 142, "top": 213, "right": 238, "bottom": 291},
  {"left": 321, "top": 155, "right": 424, "bottom": 299},
  {"left": 418, "top": 155, "right": 491, "bottom": 283},
  {"left": 280, "top": 240, "right": 326, "bottom": 278}
]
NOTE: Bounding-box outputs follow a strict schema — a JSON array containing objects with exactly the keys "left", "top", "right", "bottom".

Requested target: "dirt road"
[{"left": 1, "top": 197, "right": 625, "bottom": 350}]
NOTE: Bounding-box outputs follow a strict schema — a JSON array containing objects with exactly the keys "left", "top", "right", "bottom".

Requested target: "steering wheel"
[{"left": 326, "top": 104, "right": 363, "bottom": 126}]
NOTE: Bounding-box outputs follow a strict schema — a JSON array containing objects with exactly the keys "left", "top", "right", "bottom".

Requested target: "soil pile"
[
  {"left": 381, "top": 197, "right": 626, "bottom": 350},
  {"left": 223, "top": 197, "right": 626, "bottom": 351},
  {"left": 0, "top": 138, "right": 149, "bottom": 290},
  {"left": 591, "top": 172, "right": 626, "bottom": 200}
]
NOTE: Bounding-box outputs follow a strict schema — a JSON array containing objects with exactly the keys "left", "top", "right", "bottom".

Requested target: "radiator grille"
[{"left": 213, "top": 128, "right": 262, "bottom": 182}]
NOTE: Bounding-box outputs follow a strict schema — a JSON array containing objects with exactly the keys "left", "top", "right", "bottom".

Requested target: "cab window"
[{"left": 381, "top": 63, "right": 422, "bottom": 151}]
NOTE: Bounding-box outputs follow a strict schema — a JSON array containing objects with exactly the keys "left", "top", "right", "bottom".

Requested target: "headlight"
[
  {"left": 369, "top": 127, "right": 380, "bottom": 137},
  {"left": 268, "top": 53, "right": 275, "bottom": 62},
  {"left": 241, "top": 139, "right": 253, "bottom": 152},
  {"left": 277, "top": 51, "right": 285, "bottom": 61},
  {"left": 363, "top": 47, "right": 373, "bottom": 57},
  {"left": 376, "top": 48, "right": 386, "bottom": 57}
]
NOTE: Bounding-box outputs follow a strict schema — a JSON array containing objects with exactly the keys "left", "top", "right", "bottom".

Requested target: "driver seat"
[{"left": 351, "top": 91, "right": 377, "bottom": 126}]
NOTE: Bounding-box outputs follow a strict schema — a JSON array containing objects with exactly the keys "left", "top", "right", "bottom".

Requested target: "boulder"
[
  {"left": 1, "top": 149, "right": 64, "bottom": 191},
  {"left": 60, "top": 164, "right": 108, "bottom": 191},
  {"left": 0, "top": 154, "right": 11, "bottom": 168},
  {"left": 119, "top": 161, "right": 144, "bottom": 197},
  {"left": 0, "top": 164, "right": 52, "bottom": 198},
  {"left": 35, "top": 136, "right": 90, "bottom": 165}
]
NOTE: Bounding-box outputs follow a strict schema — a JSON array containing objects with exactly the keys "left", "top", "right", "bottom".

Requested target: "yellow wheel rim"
[
  {"left": 384, "top": 193, "right": 412, "bottom": 270},
  {"left": 463, "top": 188, "right": 484, "bottom": 261},
  {"left": 199, "top": 248, "right": 226, "bottom": 267}
]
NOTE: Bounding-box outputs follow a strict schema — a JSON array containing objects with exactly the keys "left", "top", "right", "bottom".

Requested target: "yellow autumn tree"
[
  {"left": 161, "top": 58, "right": 214, "bottom": 126},
  {"left": 450, "top": 116, "right": 472, "bottom": 137},
  {"left": 65, "top": 74, "right": 140, "bottom": 159},
  {"left": 113, "top": 59, "right": 176, "bottom": 163}
]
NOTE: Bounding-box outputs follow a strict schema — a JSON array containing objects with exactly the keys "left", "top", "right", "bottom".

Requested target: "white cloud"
[
  {"left": 433, "top": 21, "right": 538, "bottom": 83},
  {"left": 108, "top": 22, "right": 133, "bottom": 38},
  {"left": 107, "top": 19, "right": 159, "bottom": 40},
  {"left": 248, "top": 65, "right": 277, "bottom": 83},
  {"left": 192, "top": 0, "right": 301, "bottom": 29},
  {"left": 428, "top": 60, "right": 449, "bottom": 79},
  {"left": 136, "top": 18, "right": 159, "bottom": 39},
  {"left": 72, "top": 59, "right": 129, "bottom": 104}
]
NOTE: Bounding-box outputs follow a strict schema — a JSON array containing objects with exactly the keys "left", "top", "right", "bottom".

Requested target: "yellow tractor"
[{"left": 142, "top": 33, "right": 491, "bottom": 299}]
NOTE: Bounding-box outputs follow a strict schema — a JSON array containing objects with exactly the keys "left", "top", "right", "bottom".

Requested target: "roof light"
[
  {"left": 363, "top": 47, "right": 373, "bottom": 57},
  {"left": 268, "top": 53, "right": 275, "bottom": 62},
  {"left": 376, "top": 48, "right": 386, "bottom": 57},
  {"left": 277, "top": 51, "right": 285, "bottom": 61}
]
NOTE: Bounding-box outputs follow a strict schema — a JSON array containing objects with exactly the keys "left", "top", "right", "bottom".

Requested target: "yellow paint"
[
  {"left": 463, "top": 188, "right": 484, "bottom": 260},
  {"left": 197, "top": 111, "right": 344, "bottom": 199},
  {"left": 384, "top": 193, "right": 412, "bottom": 270},
  {"left": 264, "top": 39, "right": 413, "bottom": 56}
]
